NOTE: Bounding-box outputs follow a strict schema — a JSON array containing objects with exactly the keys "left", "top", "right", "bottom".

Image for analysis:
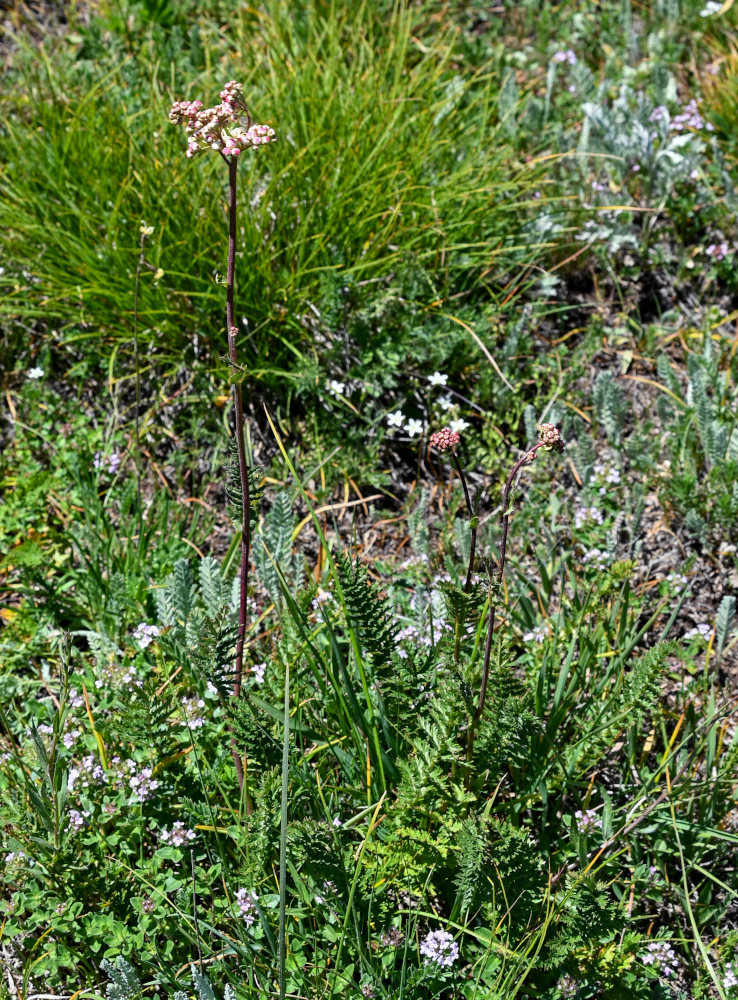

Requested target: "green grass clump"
[{"left": 0, "top": 1, "right": 547, "bottom": 393}]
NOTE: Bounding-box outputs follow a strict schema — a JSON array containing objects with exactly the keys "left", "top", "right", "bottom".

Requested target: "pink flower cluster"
[
  {"left": 169, "top": 81, "right": 277, "bottom": 159},
  {"left": 429, "top": 427, "right": 461, "bottom": 452},
  {"left": 537, "top": 422, "right": 564, "bottom": 453}
]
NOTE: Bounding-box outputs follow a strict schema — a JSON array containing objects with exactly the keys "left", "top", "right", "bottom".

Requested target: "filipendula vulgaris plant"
[
  {"left": 169, "top": 82, "right": 276, "bottom": 787},
  {"left": 429, "top": 422, "right": 564, "bottom": 762}
]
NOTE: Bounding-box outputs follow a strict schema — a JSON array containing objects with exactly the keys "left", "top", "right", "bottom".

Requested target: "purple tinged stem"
[
  {"left": 473, "top": 441, "right": 545, "bottom": 729},
  {"left": 224, "top": 154, "right": 251, "bottom": 791}
]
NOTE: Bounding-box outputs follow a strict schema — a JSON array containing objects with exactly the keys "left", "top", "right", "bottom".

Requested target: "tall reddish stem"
[
  {"left": 473, "top": 441, "right": 546, "bottom": 729},
  {"left": 224, "top": 154, "right": 251, "bottom": 790}
]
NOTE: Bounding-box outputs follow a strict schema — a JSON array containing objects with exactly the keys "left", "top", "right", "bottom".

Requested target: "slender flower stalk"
[
  {"left": 169, "top": 82, "right": 277, "bottom": 790},
  {"left": 429, "top": 428, "right": 477, "bottom": 663},
  {"left": 431, "top": 423, "right": 564, "bottom": 758},
  {"left": 473, "top": 423, "right": 564, "bottom": 738}
]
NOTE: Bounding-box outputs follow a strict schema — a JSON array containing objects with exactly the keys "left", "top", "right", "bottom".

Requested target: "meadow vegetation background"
[{"left": 2, "top": 0, "right": 738, "bottom": 997}]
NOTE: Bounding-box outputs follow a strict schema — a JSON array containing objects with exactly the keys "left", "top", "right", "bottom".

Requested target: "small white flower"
[
  {"left": 684, "top": 623, "right": 712, "bottom": 640},
  {"left": 27, "top": 367, "right": 44, "bottom": 380},
  {"left": 328, "top": 379, "right": 346, "bottom": 396},
  {"left": 700, "top": 1, "right": 722, "bottom": 15},
  {"left": 428, "top": 371, "right": 448, "bottom": 387},
  {"left": 438, "top": 395, "right": 454, "bottom": 411},
  {"left": 386, "top": 409, "right": 405, "bottom": 427},
  {"left": 449, "top": 418, "right": 469, "bottom": 433},
  {"left": 404, "top": 418, "right": 423, "bottom": 437},
  {"left": 574, "top": 808, "right": 602, "bottom": 833},
  {"left": 523, "top": 624, "right": 547, "bottom": 643}
]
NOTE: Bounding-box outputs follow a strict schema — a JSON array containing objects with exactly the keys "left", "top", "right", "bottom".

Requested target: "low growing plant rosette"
[{"left": 168, "top": 82, "right": 276, "bottom": 788}]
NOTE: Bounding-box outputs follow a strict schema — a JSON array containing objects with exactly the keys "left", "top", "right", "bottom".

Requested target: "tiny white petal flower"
[
  {"left": 428, "top": 371, "right": 448, "bottom": 387},
  {"left": 328, "top": 379, "right": 346, "bottom": 396},
  {"left": 404, "top": 418, "right": 423, "bottom": 437},
  {"left": 386, "top": 409, "right": 405, "bottom": 427},
  {"left": 449, "top": 418, "right": 469, "bottom": 433},
  {"left": 438, "top": 395, "right": 454, "bottom": 411},
  {"left": 27, "top": 367, "right": 44, "bottom": 380}
]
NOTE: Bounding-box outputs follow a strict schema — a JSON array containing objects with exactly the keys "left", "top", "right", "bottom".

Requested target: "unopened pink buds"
[
  {"left": 429, "top": 427, "right": 461, "bottom": 452},
  {"left": 536, "top": 422, "right": 565, "bottom": 453},
  {"left": 169, "top": 83, "right": 276, "bottom": 160}
]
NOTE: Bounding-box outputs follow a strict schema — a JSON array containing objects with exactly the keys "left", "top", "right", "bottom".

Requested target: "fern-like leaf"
[
  {"left": 101, "top": 957, "right": 142, "bottom": 1000},
  {"left": 225, "top": 445, "right": 264, "bottom": 530},
  {"left": 338, "top": 553, "right": 398, "bottom": 666}
]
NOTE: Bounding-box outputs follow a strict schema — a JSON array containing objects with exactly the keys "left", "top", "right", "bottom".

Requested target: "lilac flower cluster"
[
  {"left": 160, "top": 822, "right": 197, "bottom": 847},
  {"left": 582, "top": 547, "right": 610, "bottom": 568},
  {"left": 706, "top": 242, "right": 730, "bottom": 261},
  {"left": 381, "top": 926, "right": 404, "bottom": 947},
  {"left": 671, "top": 98, "right": 713, "bottom": 133},
  {"left": 250, "top": 662, "right": 266, "bottom": 684},
  {"left": 593, "top": 462, "right": 620, "bottom": 487},
  {"left": 574, "top": 808, "right": 602, "bottom": 834},
  {"left": 642, "top": 939, "right": 680, "bottom": 978},
  {"left": 94, "top": 660, "right": 142, "bottom": 692},
  {"left": 420, "top": 928, "right": 459, "bottom": 968},
  {"left": 395, "top": 619, "right": 453, "bottom": 660},
  {"left": 574, "top": 505, "right": 603, "bottom": 528},
  {"left": 181, "top": 695, "right": 207, "bottom": 728},
  {"left": 552, "top": 49, "right": 577, "bottom": 65},
  {"left": 68, "top": 689, "right": 85, "bottom": 708},
  {"left": 61, "top": 727, "right": 81, "bottom": 749},
  {"left": 67, "top": 808, "right": 88, "bottom": 833},
  {"left": 169, "top": 81, "right": 276, "bottom": 159},
  {"left": 125, "top": 762, "right": 160, "bottom": 802},
  {"left": 38, "top": 722, "right": 82, "bottom": 750},
  {"left": 684, "top": 622, "right": 712, "bottom": 640},
  {"left": 314, "top": 880, "right": 338, "bottom": 905},
  {"left": 235, "top": 888, "right": 259, "bottom": 926},
  {"left": 310, "top": 589, "right": 335, "bottom": 625},
  {"left": 133, "top": 623, "right": 160, "bottom": 649},
  {"left": 557, "top": 975, "right": 580, "bottom": 998},
  {"left": 723, "top": 962, "right": 738, "bottom": 991},
  {"left": 68, "top": 754, "right": 106, "bottom": 792},
  {"left": 523, "top": 623, "right": 547, "bottom": 643},
  {"left": 93, "top": 451, "right": 122, "bottom": 475}
]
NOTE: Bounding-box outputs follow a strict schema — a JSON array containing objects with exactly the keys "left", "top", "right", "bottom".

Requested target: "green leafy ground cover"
[{"left": 2, "top": 0, "right": 738, "bottom": 997}]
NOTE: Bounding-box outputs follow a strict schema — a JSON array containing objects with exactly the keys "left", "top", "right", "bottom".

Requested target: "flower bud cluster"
[
  {"left": 429, "top": 427, "right": 461, "bottom": 452},
  {"left": 169, "top": 81, "right": 277, "bottom": 159},
  {"left": 537, "top": 422, "right": 564, "bottom": 453}
]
